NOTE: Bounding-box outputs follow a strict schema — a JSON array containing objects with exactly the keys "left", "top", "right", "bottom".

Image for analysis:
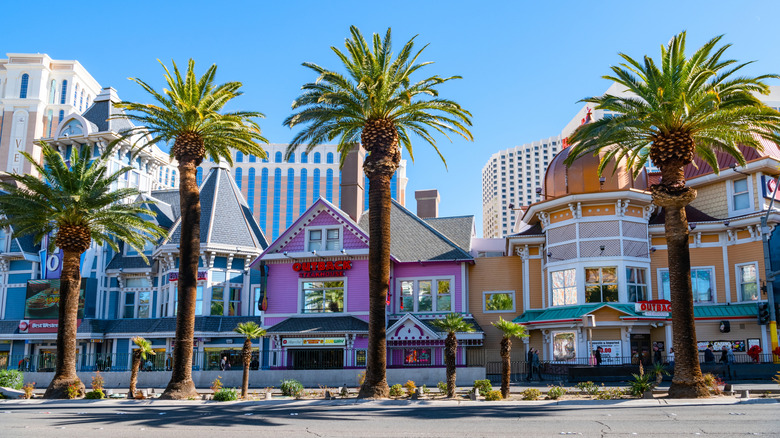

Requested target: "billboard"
[{"left": 24, "top": 279, "right": 86, "bottom": 319}]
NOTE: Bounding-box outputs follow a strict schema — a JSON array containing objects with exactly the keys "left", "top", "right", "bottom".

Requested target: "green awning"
[{"left": 693, "top": 303, "right": 757, "bottom": 318}]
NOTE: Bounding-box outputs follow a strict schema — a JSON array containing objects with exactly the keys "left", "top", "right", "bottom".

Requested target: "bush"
[
  {"left": 280, "top": 379, "right": 304, "bottom": 398},
  {"left": 389, "top": 384, "right": 404, "bottom": 398},
  {"left": 596, "top": 387, "right": 625, "bottom": 400},
  {"left": 575, "top": 381, "right": 599, "bottom": 396},
  {"left": 85, "top": 389, "right": 105, "bottom": 399},
  {"left": 628, "top": 373, "right": 653, "bottom": 397},
  {"left": 773, "top": 372, "right": 780, "bottom": 387},
  {"left": 436, "top": 381, "right": 447, "bottom": 394},
  {"left": 522, "top": 388, "right": 541, "bottom": 400},
  {"left": 484, "top": 390, "right": 503, "bottom": 401},
  {"left": 91, "top": 372, "right": 105, "bottom": 391},
  {"left": 473, "top": 379, "right": 492, "bottom": 396},
  {"left": 21, "top": 382, "right": 35, "bottom": 399},
  {"left": 702, "top": 373, "right": 723, "bottom": 395},
  {"left": 358, "top": 371, "right": 366, "bottom": 386},
  {"left": 404, "top": 380, "right": 416, "bottom": 396},
  {"left": 211, "top": 376, "right": 223, "bottom": 393},
  {"left": 546, "top": 385, "right": 566, "bottom": 400},
  {"left": 67, "top": 379, "right": 83, "bottom": 399},
  {"left": 0, "top": 370, "right": 24, "bottom": 390},
  {"left": 421, "top": 384, "right": 430, "bottom": 394},
  {"left": 213, "top": 387, "right": 239, "bottom": 402}
]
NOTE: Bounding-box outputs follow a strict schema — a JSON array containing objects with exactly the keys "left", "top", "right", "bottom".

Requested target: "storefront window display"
[
  {"left": 585, "top": 267, "right": 618, "bottom": 303},
  {"left": 204, "top": 348, "right": 259, "bottom": 370},
  {"left": 551, "top": 269, "right": 576, "bottom": 306},
  {"left": 404, "top": 348, "right": 432, "bottom": 365},
  {"left": 302, "top": 281, "right": 344, "bottom": 313},
  {"left": 553, "top": 332, "right": 576, "bottom": 361}
]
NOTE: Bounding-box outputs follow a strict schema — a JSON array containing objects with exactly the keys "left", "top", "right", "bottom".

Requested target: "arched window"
[
  {"left": 49, "top": 80, "right": 56, "bottom": 104},
  {"left": 262, "top": 155, "right": 268, "bottom": 163},
  {"left": 259, "top": 168, "right": 268, "bottom": 227},
  {"left": 272, "top": 168, "right": 282, "bottom": 240},
  {"left": 247, "top": 168, "right": 256, "bottom": 213},
  {"left": 249, "top": 154, "right": 256, "bottom": 163},
  {"left": 196, "top": 167, "right": 203, "bottom": 186},
  {"left": 46, "top": 110, "right": 53, "bottom": 137},
  {"left": 326, "top": 169, "right": 334, "bottom": 202},
  {"left": 313, "top": 152, "right": 321, "bottom": 163},
  {"left": 86, "top": 95, "right": 91, "bottom": 108},
  {"left": 235, "top": 167, "right": 243, "bottom": 190},
  {"left": 286, "top": 169, "right": 295, "bottom": 228},
  {"left": 79, "top": 90, "right": 84, "bottom": 112},
  {"left": 236, "top": 151, "right": 243, "bottom": 162},
  {"left": 301, "top": 152, "right": 308, "bottom": 163},
  {"left": 58, "top": 110, "right": 64, "bottom": 123},
  {"left": 60, "top": 80, "right": 68, "bottom": 104},
  {"left": 326, "top": 152, "right": 334, "bottom": 164},
  {"left": 274, "top": 151, "right": 282, "bottom": 163},
  {"left": 364, "top": 175, "right": 370, "bottom": 210},
  {"left": 313, "top": 169, "right": 321, "bottom": 200},
  {"left": 19, "top": 74, "right": 29, "bottom": 99},
  {"left": 288, "top": 153, "right": 295, "bottom": 163},
  {"left": 171, "top": 170, "right": 177, "bottom": 186},
  {"left": 73, "top": 83, "right": 79, "bottom": 106},
  {"left": 299, "top": 169, "right": 308, "bottom": 214},
  {"left": 165, "top": 169, "right": 170, "bottom": 186}
]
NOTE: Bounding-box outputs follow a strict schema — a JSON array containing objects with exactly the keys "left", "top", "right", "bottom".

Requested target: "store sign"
[
  {"left": 292, "top": 260, "right": 352, "bottom": 278},
  {"left": 281, "top": 337, "right": 346, "bottom": 346},
  {"left": 18, "top": 319, "right": 81, "bottom": 334},
  {"left": 635, "top": 300, "right": 671, "bottom": 316},
  {"left": 168, "top": 271, "right": 208, "bottom": 281},
  {"left": 761, "top": 175, "right": 780, "bottom": 200},
  {"left": 591, "top": 340, "right": 622, "bottom": 360}
]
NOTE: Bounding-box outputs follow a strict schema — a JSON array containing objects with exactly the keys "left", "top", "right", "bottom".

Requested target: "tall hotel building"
[
  {"left": 200, "top": 144, "right": 408, "bottom": 242},
  {"left": 481, "top": 137, "right": 562, "bottom": 237}
]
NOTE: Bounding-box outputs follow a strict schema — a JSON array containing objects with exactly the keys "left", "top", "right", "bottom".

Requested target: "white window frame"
[
  {"left": 397, "top": 276, "right": 455, "bottom": 313},
  {"left": 305, "top": 225, "right": 344, "bottom": 252},
  {"left": 482, "top": 290, "right": 516, "bottom": 313},
  {"left": 727, "top": 177, "right": 754, "bottom": 216},
  {"left": 584, "top": 266, "right": 619, "bottom": 304},
  {"left": 297, "top": 276, "right": 348, "bottom": 314},
  {"left": 626, "top": 266, "right": 649, "bottom": 302},
  {"left": 735, "top": 262, "right": 760, "bottom": 302},
  {"left": 657, "top": 266, "right": 716, "bottom": 303},
  {"left": 550, "top": 268, "right": 577, "bottom": 307},
  {"left": 209, "top": 285, "right": 242, "bottom": 316}
]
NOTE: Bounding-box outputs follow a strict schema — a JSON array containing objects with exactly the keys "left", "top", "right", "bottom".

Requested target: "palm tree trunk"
[
  {"left": 500, "top": 337, "right": 510, "bottom": 398},
  {"left": 242, "top": 338, "right": 251, "bottom": 398},
  {"left": 161, "top": 159, "right": 200, "bottom": 400},
  {"left": 653, "top": 182, "right": 709, "bottom": 398},
  {"left": 44, "top": 249, "right": 85, "bottom": 399},
  {"left": 129, "top": 351, "right": 140, "bottom": 398},
  {"left": 445, "top": 332, "right": 457, "bottom": 397},
  {"left": 358, "top": 144, "right": 397, "bottom": 399}
]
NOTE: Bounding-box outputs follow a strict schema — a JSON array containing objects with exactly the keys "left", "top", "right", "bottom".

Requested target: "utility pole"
[{"left": 760, "top": 176, "right": 779, "bottom": 362}]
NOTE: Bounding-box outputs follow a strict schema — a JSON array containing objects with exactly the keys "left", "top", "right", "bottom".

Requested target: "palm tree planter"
[
  {"left": 234, "top": 321, "right": 266, "bottom": 399},
  {"left": 116, "top": 60, "right": 268, "bottom": 399},
  {"left": 566, "top": 32, "right": 780, "bottom": 398},
  {"left": 0, "top": 143, "right": 164, "bottom": 399},
  {"left": 492, "top": 317, "right": 528, "bottom": 398},
  {"left": 432, "top": 313, "right": 474, "bottom": 398},
  {"left": 285, "top": 26, "right": 473, "bottom": 398},
  {"left": 129, "top": 336, "right": 155, "bottom": 398}
]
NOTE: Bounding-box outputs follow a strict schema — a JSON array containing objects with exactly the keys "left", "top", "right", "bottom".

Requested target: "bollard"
[
  {"left": 411, "top": 388, "right": 421, "bottom": 400},
  {"left": 740, "top": 389, "right": 750, "bottom": 399},
  {"left": 469, "top": 388, "right": 479, "bottom": 401}
]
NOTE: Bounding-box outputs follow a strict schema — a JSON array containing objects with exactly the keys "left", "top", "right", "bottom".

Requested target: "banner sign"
[
  {"left": 635, "top": 300, "right": 671, "bottom": 316},
  {"left": 168, "top": 271, "right": 208, "bottom": 282},
  {"left": 281, "top": 337, "right": 345, "bottom": 347},
  {"left": 18, "top": 319, "right": 81, "bottom": 334},
  {"left": 591, "top": 340, "right": 622, "bottom": 360},
  {"left": 697, "top": 340, "right": 746, "bottom": 352},
  {"left": 293, "top": 260, "right": 352, "bottom": 278},
  {"left": 25, "top": 279, "right": 85, "bottom": 319}
]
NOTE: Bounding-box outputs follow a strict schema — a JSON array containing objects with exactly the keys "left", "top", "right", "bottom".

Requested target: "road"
[{"left": 0, "top": 398, "right": 778, "bottom": 437}]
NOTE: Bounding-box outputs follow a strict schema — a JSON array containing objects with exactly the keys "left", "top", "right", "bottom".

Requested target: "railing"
[{"left": 3, "top": 352, "right": 265, "bottom": 373}]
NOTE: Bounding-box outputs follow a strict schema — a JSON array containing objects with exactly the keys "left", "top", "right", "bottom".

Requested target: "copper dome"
[{"left": 542, "top": 147, "right": 649, "bottom": 198}]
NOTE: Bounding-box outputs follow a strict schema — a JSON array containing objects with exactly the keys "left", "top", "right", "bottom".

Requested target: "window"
[
  {"left": 301, "top": 152, "right": 308, "bottom": 163},
  {"left": 299, "top": 169, "right": 308, "bottom": 214},
  {"left": 404, "top": 348, "right": 432, "bottom": 365},
  {"left": 196, "top": 167, "right": 203, "bottom": 186},
  {"left": 259, "top": 168, "right": 268, "bottom": 219},
  {"left": 60, "top": 80, "right": 68, "bottom": 104},
  {"left": 732, "top": 178, "right": 750, "bottom": 211},
  {"left": 400, "top": 278, "right": 452, "bottom": 312},
  {"left": 483, "top": 291, "right": 515, "bottom": 312},
  {"left": 19, "top": 74, "right": 29, "bottom": 98},
  {"left": 288, "top": 153, "right": 295, "bottom": 163},
  {"left": 659, "top": 268, "right": 714, "bottom": 302},
  {"left": 302, "top": 280, "right": 344, "bottom": 313},
  {"left": 551, "top": 268, "right": 577, "bottom": 306},
  {"left": 325, "top": 169, "right": 334, "bottom": 202},
  {"left": 249, "top": 154, "right": 257, "bottom": 163},
  {"left": 0, "top": 228, "right": 6, "bottom": 252},
  {"left": 123, "top": 292, "right": 135, "bottom": 318},
  {"left": 585, "top": 267, "right": 618, "bottom": 303},
  {"left": 58, "top": 110, "right": 64, "bottom": 123},
  {"left": 272, "top": 168, "right": 282, "bottom": 240},
  {"left": 313, "top": 152, "right": 321, "bottom": 163},
  {"left": 236, "top": 151, "right": 243, "bottom": 162},
  {"left": 326, "top": 152, "right": 334, "bottom": 164},
  {"left": 355, "top": 349, "right": 366, "bottom": 367},
  {"left": 274, "top": 151, "right": 282, "bottom": 163},
  {"left": 211, "top": 286, "right": 242, "bottom": 316},
  {"left": 313, "top": 169, "right": 321, "bottom": 199},
  {"left": 73, "top": 83, "right": 79, "bottom": 105},
  {"left": 247, "top": 168, "right": 256, "bottom": 212},
  {"left": 626, "top": 267, "right": 648, "bottom": 302},
  {"left": 738, "top": 263, "right": 759, "bottom": 301},
  {"left": 160, "top": 288, "right": 171, "bottom": 317},
  {"left": 49, "top": 80, "right": 56, "bottom": 104},
  {"left": 286, "top": 168, "right": 295, "bottom": 227},
  {"left": 307, "top": 227, "right": 340, "bottom": 251},
  {"left": 235, "top": 167, "right": 242, "bottom": 190}
]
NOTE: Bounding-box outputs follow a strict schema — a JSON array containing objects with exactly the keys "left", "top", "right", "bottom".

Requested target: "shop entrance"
[
  {"left": 630, "top": 334, "right": 652, "bottom": 365},
  {"left": 289, "top": 348, "right": 344, "bottom": 370}
]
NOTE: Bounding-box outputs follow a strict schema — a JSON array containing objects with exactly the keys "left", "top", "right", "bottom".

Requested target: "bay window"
[
  {"left": 551, "top": 268, "right": 576, "bottom": 306},
  {"left": 122, "top": 277, "right": 152, "bottom": 318},
  {"left": 585, "top": 267, "right": 618, "bottom": 303},
  {"left": 399, "top": 278, "right": 452, "bottom": 313},
  {"left": 302, "top": 280, "right": 344, "bottom": 313},
  {"left": 626, "top": 267, "right": 648, "bottom": 302}
]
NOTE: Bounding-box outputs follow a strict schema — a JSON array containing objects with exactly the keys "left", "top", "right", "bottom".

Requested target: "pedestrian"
[
  {"left": 631, "top": 350, "right": 639, "bottom": 365},
  {"left": 653, "top": 345, "right": 662, "bottom": 364},
  {"left": 532, "top": 348, "right": 543, "bottom": 381},
  {"left": 220, "top": 355, "right": 227, "bottom": 371},
  {"left": 668, "top": 348, "right": 675, "bottom": 367},
  {"left": 595, "top": 346, "right": 603, "bottom": 367},
  {"left": 704, "top": 345, "right": 715, "bottom": 363},
  {"left": 719, "top": 345, "right": 729, "bottom": 364},
  {"left": 526, "top": 347, "right": 534, "bottom": 381},
  {"left": 165, "top": 354, "right": 172, "bottom": 371},
  {"left": 726, "top": 346, "right": 735, "bottom": 364}
]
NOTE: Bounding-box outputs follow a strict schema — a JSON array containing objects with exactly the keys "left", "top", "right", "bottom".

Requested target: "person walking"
[
  {"left": 653, "top": 346, "right": 662, "bottom": 364},
  {"left": 526, "top": 347, "right": 534, "bottom": 381},
  {"left": 667, "top": 348, "right": 675, "bottom": 367},
  {"left": 531, "top": 348, "right": 543, "bottom": 381},
  {"left": 704, "top": 345, "right": 716, "bottom": 363},
  {"left": 594, "top": 347, "right": 603, "bottom": 367},
  {"left": 220, "top": 356, "right": 227, "bottom": 371}
]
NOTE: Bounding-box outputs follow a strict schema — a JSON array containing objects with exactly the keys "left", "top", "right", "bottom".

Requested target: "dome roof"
[{"left": 543, "top": 147, "right": 649, "bottom": 198}]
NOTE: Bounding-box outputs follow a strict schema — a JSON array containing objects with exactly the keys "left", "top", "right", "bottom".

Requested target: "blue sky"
[{"left": 4, "top": 1, "right": 780, "bottom": 235}]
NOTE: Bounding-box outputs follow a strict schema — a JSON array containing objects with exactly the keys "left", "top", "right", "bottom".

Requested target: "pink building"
[{"left": 253, "top": 197, "right": 482, "bottom": 372}]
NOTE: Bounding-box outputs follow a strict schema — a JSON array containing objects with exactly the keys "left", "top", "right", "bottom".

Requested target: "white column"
[{"left": 664, "top": 323, "right": 673, "bottom": 358}]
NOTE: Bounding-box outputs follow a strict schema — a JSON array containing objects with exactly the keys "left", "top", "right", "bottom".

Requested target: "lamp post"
[{"left": 760, "top": 176, "right": 779, "bottom": 362}]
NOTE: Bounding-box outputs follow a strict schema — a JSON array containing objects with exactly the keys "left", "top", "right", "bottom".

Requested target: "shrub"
[
  {"left": 596, "top": 387, "right": 625, "bottom": 400},
  {"left": 21, "top": 382, "right": 35, "bottom": 399},
  {"left": 436, "top": 381, "right": 447, "bottom": 395},
  {"left": 484, "top": 390, "right": 503, "bottom": 401},
  {"left": 522, "top": 388, "right": 541, "bottom": 400},
  {"left": 575, "top": 381, "right": 599, "bottom": 396},
  {"left": 280, "top": 379, "right": 304, "bottom": 397},
  {"left": 404, "top": 380, "right": 417, "bottom": 396},
  {"left": 702, "top": 373, "right": 723, "bottom": 395},
  {"left": 0, "top": 370, "right": 24, "bottom": 390},
  {"left": 357, "top": 371, "right": 366, "bottom": 386},
  {"left": 91, "top": 371, "right": 105, "bottom": 391},
  {"left": 85, "top": 389, "right": 105, "bottom": 400},
  {"left": 213, "top": 387, "right": 239, "bottom": 402},
  {"left": 421, "top": 384, "right": 430, "bottom": 394},
  {"left": 210, "top": 376, "right": 223, "bottom": 393},
  {"left": 628, "top": 373, "right": 654, "bottom": 397},
  {"left": 546, "top": 385, "right": 566, "bottom": 400},
  {"left": 473, "top": 379, "right": 492, "bottom": 396},
  {"left": 67, "top": 379, "right": 83, "bottom": 399},
  {"left": 389, "top": 384, "right": 404, "bottom": 398},
  {"left": 773, "top": 372, "right": 780, "bottom": 387}
]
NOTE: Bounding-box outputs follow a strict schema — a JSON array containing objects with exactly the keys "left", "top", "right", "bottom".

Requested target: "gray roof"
[
  {"left": 266, "top": 316, "right": 369, "bottom": 334},
  {"left": 149, "top": 190, "right": 181, "bottom": 219},
  {"left": 358, "top": 200, "right": 472, "bottom": 262},
  {"left": 10, "top": 234, "right": 39, "bottom": 254},
  {"left": 105, "top": 254, "right": 152, "bottom": 271},
  {"left": 423, "top": 216, "right": 474, "bottom": 252},
  {"left": 82, "top": 97, "right": 136, "bottom": 134}
]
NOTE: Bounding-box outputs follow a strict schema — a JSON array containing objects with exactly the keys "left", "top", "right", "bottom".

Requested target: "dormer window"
[{"left": 307, "top": 227, "right": 341, "bottom": 252}]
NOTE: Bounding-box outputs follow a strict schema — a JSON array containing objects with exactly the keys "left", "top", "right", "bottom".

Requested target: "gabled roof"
[
  {"left": 150, "top": 190, "right": 181, "bottom": 219},
  {"left": 387, "top": 314, "right": 442, "bottom": 341},
  {"left": 162, "top": 166, "right": 268, "bottom": 250},
  {"left": 265, "top": 316, "right": 369, "bottom": 334},
  {"left": 649, "top": 205, "right": 719, "bottom": 225},
  {"left": 105, "top": 254, "right": 152, "bottom": 271},
  {"left": 513, "top": 304, "right": 640, "bottom": 324},
  {"left": 387, "top": 314, "right": 484, "bottom": 337},
  {"left": 81, "top": 87, "right": 136, "bottom": 134},
  {"left": 357, "top": 200, "right": 473, "bottom": 262},
  {"left": 423, "top": 215, "right": 475, "bottom": 252}
]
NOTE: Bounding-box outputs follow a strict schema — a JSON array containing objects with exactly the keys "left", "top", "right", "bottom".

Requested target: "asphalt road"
[{"left": 0, "top": 398, "right": 778, "bottom": 437}]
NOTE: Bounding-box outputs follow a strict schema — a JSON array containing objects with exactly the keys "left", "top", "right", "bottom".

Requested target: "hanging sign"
[
  {"left": 292, "top": 260, "right": 352, "bottom": 278},
  {"left": 761, "top": 175, "right": 780, "bottom": 200},
  {"left": 635, "top": 300, "right": 671, "bottom": 316}
]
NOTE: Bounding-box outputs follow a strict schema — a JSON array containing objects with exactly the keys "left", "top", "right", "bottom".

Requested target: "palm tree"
[
  {"left": 492, "top": 317, "right": 528, "bottom": 398},
  {"left": 0, "top": 142, "right": 164, "bottom": 399},
  {"left": 565, "top": 32, "right": 780, "bottom": 398},
  {"left": 116, "top": 59, "right": 268, "bottom": 399},
  {"left": 432, "top": 313, "right": 474, "bottom": 398},
  {"left": 129, "top": 336, "right": 155, "bottom": 398},
  {"left": 284, "top": 26, "right": 473, "bottom": 398},
  {"left": 234, "top": 321, "right": 266, "bottom": 399}
]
